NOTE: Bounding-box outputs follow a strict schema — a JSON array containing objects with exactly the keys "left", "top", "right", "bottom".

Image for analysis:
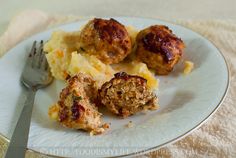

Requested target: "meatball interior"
[
  {"left": 49, "top": 73, "right": 109, "bottom": 135},
  {"left": 99, "top": 72, "right": 158, "bottom": 118}
]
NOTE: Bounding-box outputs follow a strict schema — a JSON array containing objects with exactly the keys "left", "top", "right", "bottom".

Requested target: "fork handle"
[{"left": 5, "top": 88, "right": 36, "bottom": 158}]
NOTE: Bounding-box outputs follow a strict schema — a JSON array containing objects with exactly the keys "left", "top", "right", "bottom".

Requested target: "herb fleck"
[{"left": 73, "top": 95, "right": 82, "bottom": 101}]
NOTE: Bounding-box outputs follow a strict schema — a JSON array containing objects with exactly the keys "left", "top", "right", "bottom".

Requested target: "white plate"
[{"left": 0, "top": 17, "right": 229, "bottom": 158}]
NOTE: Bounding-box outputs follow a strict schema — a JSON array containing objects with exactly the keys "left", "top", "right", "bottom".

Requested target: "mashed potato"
[
  {"left": 44, "top": 30, "right": 81, "bottom": 79},
  {"left": 126, "top": 26, "right": 139, "bottom": 46},
  {"left": 68, "top": 52, "right": 115, "bottom": 87},
  {"left": 113, "top": 62, "right": 158, "bottom": 89},
  {"left": 183, "top": 60, "right": 194, "bottom": 75},
  {"left": 129, "top": 62, "right": 159, "bottom": 89},
  {"left": 44, "top": 26, "right": 158, "bottom": 89}
]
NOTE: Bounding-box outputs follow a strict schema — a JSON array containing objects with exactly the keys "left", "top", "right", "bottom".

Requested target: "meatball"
[
  {"left": 98, "top": 72, "right": 158, "bottom": 118},
  {"left": 79, "top": 18, "right": 132, "bottom": 64},
  {"left": 48, "top": 73, "right": 109, "bottom": 135},
  {"left": 136, "top": 25, "right": 185, "bottom": 75}
]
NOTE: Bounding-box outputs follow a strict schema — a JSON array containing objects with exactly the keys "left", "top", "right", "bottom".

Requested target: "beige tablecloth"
[{"left": 0, "top": 10, "right": 236, "bottom": 158}]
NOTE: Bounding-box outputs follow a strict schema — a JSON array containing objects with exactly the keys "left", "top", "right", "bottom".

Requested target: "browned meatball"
[
  {"left": 98, "top": 72, "right": 158, "bottom": 118},
  {"left": 136, "top": 25, "right": 185, "bottom": 75},
  {"left": 79, "top": 18, "right": 132, "bottom": 64},
  {"left": 48, "top": 73, "right": 109, "bottom": 135}
]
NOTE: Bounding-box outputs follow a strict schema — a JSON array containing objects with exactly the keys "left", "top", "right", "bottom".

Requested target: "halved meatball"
[
  {"left": 48, "top": 73, "right": 109, "bottom": 135},
  {"left": 98, "top": 72, "right": 158, "bottom": 118},
  {"left": 79, "top": 18, "right": 132, "bottom": 64},
  {"left": 136, "top": 25, "right": 185, "bottom": 75}
]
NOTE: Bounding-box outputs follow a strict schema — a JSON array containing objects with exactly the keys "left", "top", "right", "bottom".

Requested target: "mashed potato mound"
[
  {"left": 113, "top": 62, "right": 158, "bottom": 89},
  {"left": 129, "top": 62, "right": 159, "bottom": 89},
  {"left": 44, "top": 30, "right": 81, "bottom": 79},
  {"left": 68, "top": 52, "right": 115, "bottom": 87},
  {"left": 44, "top": 27, "right": 158, "bottom": 89}
]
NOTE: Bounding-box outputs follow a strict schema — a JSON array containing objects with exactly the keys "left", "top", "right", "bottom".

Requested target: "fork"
[{"left": 4, "top": 41, "right": 53, "bottom": 158}]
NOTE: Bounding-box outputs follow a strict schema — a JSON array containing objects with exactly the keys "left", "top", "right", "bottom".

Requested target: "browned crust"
[
  {"left": 113, "top": 71, "right": 147, "bottom": 82},
  {"left": 79, "top": 18, "right": 132, "bottom": 64},
  {"left": 138, "top": 25, "right": 184, "bottom": 62},
  {"left": 135, "top": 25, "right": 185, "bottom": 75},
  {"left": 93, "top": 18, "right": 127, "bottom": 44}
]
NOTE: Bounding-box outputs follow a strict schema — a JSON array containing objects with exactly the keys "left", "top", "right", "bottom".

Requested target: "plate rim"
[{"left": 0, "top": 16, "right": 230, "bottom": 158}]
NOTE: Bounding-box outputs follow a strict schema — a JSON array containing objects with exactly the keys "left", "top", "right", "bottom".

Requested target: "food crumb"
[
  {"left": 90, "top": 131, "right": 95, "bottom": 136},
  {"left": 183, "top": 60, "right": 194, "bottom": 75},
  {"left": 48, "top": 104, "right": 59, "bottom": 120},
  {"left": 125, "top": 121, "right": 134, "bottom": 128},
  {"left": 141, "top": 109, "right": 148, "bottom": 115}
]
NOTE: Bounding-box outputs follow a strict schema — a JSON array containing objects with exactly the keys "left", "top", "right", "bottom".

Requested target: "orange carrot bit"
[{"left": 56, "top": 50, "right": 64, "bottom": 58}]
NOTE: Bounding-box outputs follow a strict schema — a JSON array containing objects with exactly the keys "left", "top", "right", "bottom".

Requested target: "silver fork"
[{"left": 4, "top": 41, "right": 53, "bottom": 158}]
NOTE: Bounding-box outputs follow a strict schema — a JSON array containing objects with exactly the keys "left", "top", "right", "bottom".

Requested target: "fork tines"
[{"left": 28, "top": 41, "right": 48, "bottom": 70}]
